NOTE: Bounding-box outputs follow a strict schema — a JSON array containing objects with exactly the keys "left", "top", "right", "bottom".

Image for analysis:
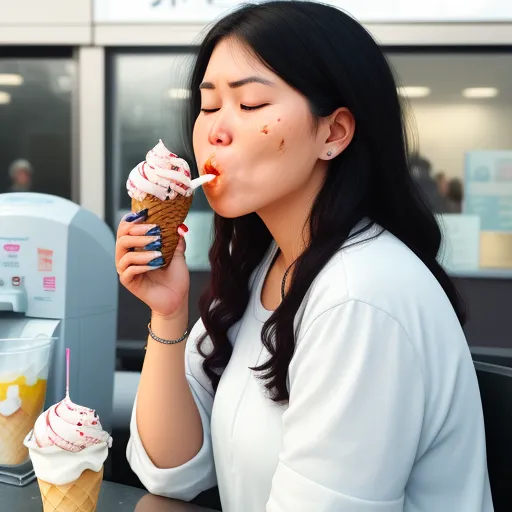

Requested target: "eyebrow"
[{"left": 199, "top": 76, "right": 275, "bottom": 90}]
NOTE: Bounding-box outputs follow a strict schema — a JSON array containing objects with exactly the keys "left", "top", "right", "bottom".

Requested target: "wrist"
[
  {"left": 150, "top": 307, "right": 188, "bottom": 335},
  {"left": 151, "top": 302, "right": 188, "bottom": 323}
]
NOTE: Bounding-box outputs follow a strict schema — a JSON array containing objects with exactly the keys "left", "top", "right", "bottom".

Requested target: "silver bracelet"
[{"left": 145, "top": 322, "right": 189, "bottom": 350}]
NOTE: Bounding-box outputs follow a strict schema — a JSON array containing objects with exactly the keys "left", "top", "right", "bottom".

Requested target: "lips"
[{"left": 204, "top": 157, "right": 220, "bottom": 177}]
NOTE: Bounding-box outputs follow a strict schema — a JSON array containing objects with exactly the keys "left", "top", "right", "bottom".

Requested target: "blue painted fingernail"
[
  {"left": 144, "top": 240, "right": 162, "bottom": 251},
  {"left": 145, "top": 226, "right": 161, "bottom": 236},
  {"left": 125, "top": 209, "right": 148, "bottom": 222},
  {"left": 148, "top": 256, "right": 165, "bottom": 267}
]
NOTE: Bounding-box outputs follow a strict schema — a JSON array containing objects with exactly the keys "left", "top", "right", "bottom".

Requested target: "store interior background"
[
  {"left": 1, "top": 47, "right": 510, "bottom": 352},
  {"left": 1, "top": 0, "right": 511, "bottom": 499}
]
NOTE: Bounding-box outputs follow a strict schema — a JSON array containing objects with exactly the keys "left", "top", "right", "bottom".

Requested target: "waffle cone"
[
  {"left": 0, "top": 407, "right": 39, "bottom": 465},
  {"left": 37, "top": 467, "right": 103, "bottom": 512},
  {"left": 132, "top": 193, "right": 193, "bottom": 268}
]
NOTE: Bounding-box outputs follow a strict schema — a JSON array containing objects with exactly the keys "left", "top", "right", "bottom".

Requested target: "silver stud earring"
[{"left": 327, "top": 150, "right": 333, "bottom": 157}]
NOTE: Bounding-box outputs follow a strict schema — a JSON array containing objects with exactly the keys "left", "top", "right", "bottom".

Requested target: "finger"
[
  {"left": 172, "top": 236, "right": 186, "bottom": 260},
  {"left": 116, "top": 209, "right": 149, "bottom": 239},
  {"left": 119, "top": 263, "right": 162, "bottom": 287},
  {"left": 127, "top": 224, "right": 159, "bottom": 237},
  {"left": 117, "top": 250, "right": 163, "bottom": 275},
  {"left": 123, "top": 209, "right": 149, "bottom": 223},
  {"left": 173, "top": 224, "right": 188, "bottom": 258},
  {"left": 115, "top": 224, "right": 158, "bottom": 264},
  {"left": 117, "top": 234, "right": 161, "bottom": 252},
  {"left": 177, "top": 223, "right": 189, "bottom": 238}
]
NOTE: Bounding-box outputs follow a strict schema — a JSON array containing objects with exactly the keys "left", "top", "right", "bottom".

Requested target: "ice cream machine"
[{"left": 0, "top": 193, "right": 117, "bottom": 484}]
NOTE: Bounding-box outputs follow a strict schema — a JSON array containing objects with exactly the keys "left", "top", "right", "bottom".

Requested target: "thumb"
[{"left": 172, "top": 224, "right": 188, "bottom": 259}]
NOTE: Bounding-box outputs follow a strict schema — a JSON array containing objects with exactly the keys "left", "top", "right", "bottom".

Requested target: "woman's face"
[{"left": 193, "top": 38, "right": 330, "bottom": 219}]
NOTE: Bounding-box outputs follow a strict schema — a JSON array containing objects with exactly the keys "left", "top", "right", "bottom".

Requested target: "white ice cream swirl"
[
  {"left": 127, "top": 139, "right": 214, "bottom": 202},
  {"left": 24, "top": 395, "right": 112, "bottom": 485},
  {"left": 31, "top": 395, "right": 112, "bottom": 452}
]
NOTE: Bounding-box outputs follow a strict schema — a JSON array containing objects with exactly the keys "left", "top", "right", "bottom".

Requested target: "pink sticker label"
[
  {"left": 38, "top": 248, "right": 53, "bottom": 272},
  {"left": 12, "top": 277, "right": 21, "bottom": 287},
  {"left": 4, "top": 244, "right": 20, "bottom": 252},
  {"left": 43, "top": 277, "right": 56, "bottom": 291}
]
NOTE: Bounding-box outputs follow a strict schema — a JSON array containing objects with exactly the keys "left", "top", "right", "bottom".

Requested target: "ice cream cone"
[
  {"left": 37, "top": 467, "right": 103, "bottom": 512},
  {"left": 0, "top": 407, "right": 38, "bottom": 465},
  {"left": 132, "top": 192, "right": 193, "bottom": 268},
  {"left": 25, "top": 349, "right": 111, "bottom": 512}
]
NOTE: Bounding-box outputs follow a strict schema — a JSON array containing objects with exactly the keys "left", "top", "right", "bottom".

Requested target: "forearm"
[{"left": 136, "top": 309, "right": 204, "bottom": 469}]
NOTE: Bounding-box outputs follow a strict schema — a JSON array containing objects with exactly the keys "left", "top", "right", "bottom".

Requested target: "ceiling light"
[
  {"left": 0, "top": 74, "right": 23, "bottom": 86},
  {"left": 0, "top": 91, "right": 11, "bottom": 104},
  {"left": 397, "top": 86, "right": 431, "bottom": 98},
  {"left": 462, "top": 87, "right": 499, "bottom": 99},
  {"left": 168, "top": 88, "right": 191, "bottom": 100}
]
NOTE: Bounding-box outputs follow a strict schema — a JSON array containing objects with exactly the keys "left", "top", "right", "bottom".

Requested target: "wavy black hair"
[{"left": 183, "top": 1, "right": 466, "bottom": 403}]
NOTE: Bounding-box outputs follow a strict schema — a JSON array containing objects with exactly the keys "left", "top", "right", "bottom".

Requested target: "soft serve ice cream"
[
  {"left": 126, "top": 139, "right": 216, "bottom": 268},
  {"left": 24, "top": 394, "right": 112, "bottom": 484},
  {"left": 0, "top": 338, "right": 52, "bottom": 465},
  {"left": 126, "top": 139, "right": 214, "bottom": 201},
  {"left": 24, "top": 349, "right": 111, "bottom": 512}
]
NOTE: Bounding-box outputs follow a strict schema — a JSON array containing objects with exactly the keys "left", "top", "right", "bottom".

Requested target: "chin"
[{"left": 207, "top": 197, "right": 254, "bottom": 219}]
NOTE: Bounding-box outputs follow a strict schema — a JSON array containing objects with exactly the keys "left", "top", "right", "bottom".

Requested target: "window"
[
  {"left": 108, "top": 50, "right": 213, "bottom": 345},
  {"left": 0, "top": 49, "right": 75, "bottom": 200},
  {"left": 108, "top": 49, "right": 213, "bottom": 273},
  {"left": 388, "top": 50, "right": 512, "bottom": 272},
  {"left": 109, "top": 48, "right": 512, "bottom": 347}
]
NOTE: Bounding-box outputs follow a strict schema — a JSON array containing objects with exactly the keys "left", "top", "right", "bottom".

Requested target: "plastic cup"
[{"left": 0, "top": 337, "right": 55, "bottom": 466}]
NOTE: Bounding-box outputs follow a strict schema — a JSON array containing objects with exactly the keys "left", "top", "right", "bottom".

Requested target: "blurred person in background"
[
  {"left": 116, "top": 2, "right": 493, "bottom": 511},
  {"left": 447, "top": 177, "right": 464, "bottom": 213},
  {"left": 410, "top": 155, "right": 449, "bottom": 213},
  {"left": 8, "top": 159, "right": 33, "bottom": 193},
  {"left": 435, "top": 171, "right": 449, "bottom": 198}
]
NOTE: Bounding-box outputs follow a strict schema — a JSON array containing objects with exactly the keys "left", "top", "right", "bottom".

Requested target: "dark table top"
[{"left": 1, "top": 480, "right": 217, "bottom": 512}]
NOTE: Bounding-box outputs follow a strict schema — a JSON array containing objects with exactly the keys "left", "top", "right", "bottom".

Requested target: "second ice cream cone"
[
  {"left": 0, "top": 408, "right": 36, "bottom": 465},
  {"left": 38, "top": 467, "right": 103, "bottom": 512},
  {"left": 132, "top": 192, "right": 193, "bottom": 268}
]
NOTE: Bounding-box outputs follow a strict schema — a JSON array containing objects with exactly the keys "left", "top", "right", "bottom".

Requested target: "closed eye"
[
  {"left": 200, "top": 104, "right": 269, "bottom": 114},
  {"left": 241, "top": 104, "right": 269, "bottom": 111}
]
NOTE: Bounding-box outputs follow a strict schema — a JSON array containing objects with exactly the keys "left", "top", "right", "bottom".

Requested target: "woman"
[{"left": 117, "top": 2, "right": 493, "bottom": 511}]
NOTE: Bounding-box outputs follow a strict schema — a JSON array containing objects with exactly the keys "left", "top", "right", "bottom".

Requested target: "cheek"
[
  {"left": 192, "top": 119, "right": 203, "bottom": 151},
  {"left": 254, "top": 105, "right": 313, "bottom": 156},
  {"left": 192, "top": 119, "right": 212, "bottom": 168},
  {"left": 259, "top": 118, "right": 309, "bottom": 157},
  {"left": 252, "top": 117, "right": 292, "bottom": 156}
]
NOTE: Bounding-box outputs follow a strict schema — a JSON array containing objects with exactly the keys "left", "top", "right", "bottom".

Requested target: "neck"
[{"left": 256, "top": 162, "right": 327, "bottom": 270}]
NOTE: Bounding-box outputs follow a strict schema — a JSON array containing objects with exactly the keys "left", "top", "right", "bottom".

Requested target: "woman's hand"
[{"left": 115, "top": 210, "right": 190, "bottom": 317}]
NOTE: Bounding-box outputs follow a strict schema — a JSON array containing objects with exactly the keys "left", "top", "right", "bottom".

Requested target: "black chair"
[
  {"left": 474, "top": 361, "right": 512, "bottom": 511},
  {"left": 472, "top": 347, "right": 512, "bottom": 369}
]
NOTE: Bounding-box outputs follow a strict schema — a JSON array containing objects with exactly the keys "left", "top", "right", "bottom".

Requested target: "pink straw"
[{"left": 66, "top": 348, "right": 70, "bottom": 399}]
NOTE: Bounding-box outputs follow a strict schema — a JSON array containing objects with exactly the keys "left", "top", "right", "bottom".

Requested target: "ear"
[{"left": 319, "top": 107, "right": 355, "bottom": 161}]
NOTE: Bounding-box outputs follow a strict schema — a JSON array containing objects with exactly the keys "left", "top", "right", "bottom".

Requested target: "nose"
[{"left": 208, "top": 115, "right": 233, "bottom": 147}]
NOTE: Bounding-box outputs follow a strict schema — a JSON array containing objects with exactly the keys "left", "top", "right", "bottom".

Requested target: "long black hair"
[{"left": 183, "top": 1, "right": 466, "bottom": 403}]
